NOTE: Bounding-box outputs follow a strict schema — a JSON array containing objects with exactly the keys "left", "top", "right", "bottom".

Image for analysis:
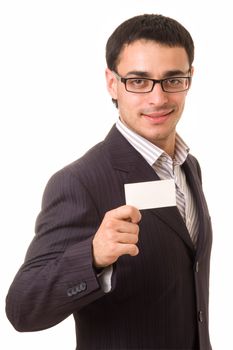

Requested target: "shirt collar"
[{"left": 116, "top": 118, "right": 189, "bottom": 166}]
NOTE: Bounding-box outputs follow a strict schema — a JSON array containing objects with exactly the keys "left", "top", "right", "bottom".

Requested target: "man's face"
[{"left": 106, "top": 40, "right": 193, "bottom": 155}]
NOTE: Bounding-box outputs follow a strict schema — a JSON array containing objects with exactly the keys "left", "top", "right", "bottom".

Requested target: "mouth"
[{"left": 141, "top": 109, "right": 173, "bottom": 123}]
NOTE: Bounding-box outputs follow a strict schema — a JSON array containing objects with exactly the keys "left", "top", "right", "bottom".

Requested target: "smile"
[{"left": 141, "top": 110, "right": 173, "bottom": 123}]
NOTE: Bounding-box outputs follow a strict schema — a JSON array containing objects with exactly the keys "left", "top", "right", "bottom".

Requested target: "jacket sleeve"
[{"left": 5, "top": 166, "right": 105, "bottom": 332}]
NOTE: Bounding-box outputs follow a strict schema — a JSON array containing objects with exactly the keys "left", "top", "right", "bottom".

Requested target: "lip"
[{"left": 141, "top": 110, "right": 173, "bottom": 123}]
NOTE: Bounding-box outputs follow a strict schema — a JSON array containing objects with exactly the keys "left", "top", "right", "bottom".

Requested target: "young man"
[{"left": 6, "top": 14, "right": 212, "bottom": 350}]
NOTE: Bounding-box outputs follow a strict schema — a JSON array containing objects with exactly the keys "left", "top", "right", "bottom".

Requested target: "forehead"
[{"left": 116, "top": 40, "right": 190, "bottom": 77}]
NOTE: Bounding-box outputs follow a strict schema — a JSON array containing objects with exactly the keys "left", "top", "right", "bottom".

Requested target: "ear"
[
  {"left": 190, "top": 66, "right": 194, "bottom": 77},
  {"left": 186, "top": 66, "right": 194, "bottom": 93},
  {"left": 105, "top": 68, "right": 118, "bottom": 100}
]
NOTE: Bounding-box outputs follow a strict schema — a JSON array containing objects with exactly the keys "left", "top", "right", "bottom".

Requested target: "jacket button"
[
  {"left": 198, "top": 310, "right": 203, "bottom": 322},
  {"left": 195, "top": 261, "right": 199, "bottom": 272},
  {"left": 67, "top": 282, "right": 87, "bottom": 297},
  {"left": 67, "top": 287, "right": 73, "bottom": 297},
  {"left": 79, "top": 282, "right": 87, "bottom": 291}
]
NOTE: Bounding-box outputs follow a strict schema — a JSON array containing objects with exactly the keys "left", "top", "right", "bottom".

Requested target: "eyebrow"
[
  {"left": 124, "top": 69, "right": 190, "bottom": 78},
  {"left": 163, "top": 69, "right": 190, "bottom": 77},
  {"left": 125, "top": 71, "right": 151, "bottom": 78}
]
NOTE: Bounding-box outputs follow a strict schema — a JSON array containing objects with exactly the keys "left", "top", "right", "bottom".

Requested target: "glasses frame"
[{"left": 113, "top": 71, "right": 192, "bottom": 94}]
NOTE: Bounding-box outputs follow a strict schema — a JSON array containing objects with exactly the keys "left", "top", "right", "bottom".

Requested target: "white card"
[{"left": 124, "top": 179, "right": 176, "bottom": 210}]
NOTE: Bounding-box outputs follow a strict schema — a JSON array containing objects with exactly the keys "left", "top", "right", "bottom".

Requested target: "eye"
[
  {"left": 127, "top": 78, "right": 150, "bottom": 90},
  {"left": 166, "top": 78, "right": 184, "bottom": 86}
]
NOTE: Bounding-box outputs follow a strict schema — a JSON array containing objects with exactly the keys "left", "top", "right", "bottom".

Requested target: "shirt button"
[{"left": 198, "top": 310, "right": 203, "bottom": 322}]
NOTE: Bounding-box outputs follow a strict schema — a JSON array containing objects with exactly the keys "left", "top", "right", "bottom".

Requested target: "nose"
[{"left": 147, "top": 82, "right": 169, "bottom": 105}]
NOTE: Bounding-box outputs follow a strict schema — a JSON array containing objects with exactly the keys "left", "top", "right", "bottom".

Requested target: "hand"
[{"left": 92, "top": 205, "right": 141, "bottom": 268}]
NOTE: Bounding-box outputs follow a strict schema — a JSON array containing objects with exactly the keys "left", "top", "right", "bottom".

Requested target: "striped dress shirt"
[{"left": 116, "top": 119, "right": 198, "bottom": 245}]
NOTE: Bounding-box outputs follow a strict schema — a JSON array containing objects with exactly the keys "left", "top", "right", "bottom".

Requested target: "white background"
[{"left": 1, "top": 0, "right": 232, "bottom": 349}]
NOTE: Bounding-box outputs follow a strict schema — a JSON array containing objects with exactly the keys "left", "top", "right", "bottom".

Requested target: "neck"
[{"left": 150, "top": 135, "right": 176, "bottom": 158}]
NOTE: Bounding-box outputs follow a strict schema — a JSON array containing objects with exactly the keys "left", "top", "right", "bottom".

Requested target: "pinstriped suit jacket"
[{"left": 6, "top": 125, "right": 212, "bottom": 350}]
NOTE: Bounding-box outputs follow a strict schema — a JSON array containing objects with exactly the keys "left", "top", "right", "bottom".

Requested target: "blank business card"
[{"left": 124, "top": 179, "right": 176, "bottom": 210}]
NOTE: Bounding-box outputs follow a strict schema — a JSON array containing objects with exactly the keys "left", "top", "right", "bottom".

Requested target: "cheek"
[
  {"left": 170, "top": 94, "right": 186, "bottom": 111},
  {"left": 178, "top": 97, "right": 186, "bottom": 112},
  {"left": 118, "top": 90, "right": 143, "bottom": 110}
]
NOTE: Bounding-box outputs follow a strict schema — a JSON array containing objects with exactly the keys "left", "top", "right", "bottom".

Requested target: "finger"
[
  {"left": 108, "top": 205, "right": 141, "bottom": 224},
  {"left": 117, "top": 243, "right": 139, "bottom": 257},
  {"left": 116, "top": 220, "right": 140, "bottom": 235},
  {"left": 116, "top": 232, "right": 139, "bottom": 244}
]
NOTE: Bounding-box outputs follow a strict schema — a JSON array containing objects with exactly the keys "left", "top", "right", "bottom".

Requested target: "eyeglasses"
[{"left": 113, "top": 71, "right": 192, "bottom": 93}]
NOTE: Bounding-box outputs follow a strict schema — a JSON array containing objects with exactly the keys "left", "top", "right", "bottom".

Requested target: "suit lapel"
[
  {"left": 104, "top": 126, "right": 195, "bottom": 252},
  {"left": 182, "top": 156, "right": 210, "bottom": 257}
]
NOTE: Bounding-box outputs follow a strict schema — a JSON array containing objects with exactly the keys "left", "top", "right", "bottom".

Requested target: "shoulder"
[
  {"left": 50, "top": 124, "right": 126, "bottom": 186},
  {"left": 41, "top": 127, "right": 119, "bottom": 200},
  {"left": 40, "top": 125, "right": 132, "bottom": 209},
  {"left": 38, "top": 141, "right": 108, "bottom": 212},
  {"left": 44, "top": 140, "right": 106, "bottom": 187}
]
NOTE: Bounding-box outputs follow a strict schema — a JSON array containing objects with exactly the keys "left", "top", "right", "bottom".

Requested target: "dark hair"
[{"left": 106, "top": 14, "right": 194, "bottom": 71}]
